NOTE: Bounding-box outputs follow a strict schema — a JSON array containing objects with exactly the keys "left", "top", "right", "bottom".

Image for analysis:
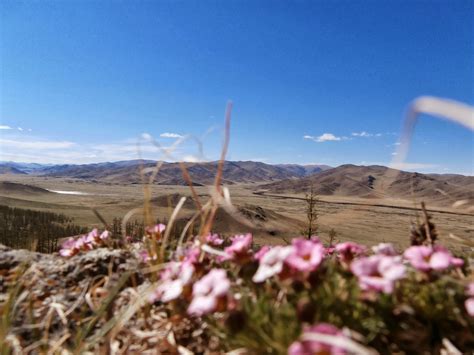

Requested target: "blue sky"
[{"left": 0, "top": 0, "right": 472, "bottom": 173}]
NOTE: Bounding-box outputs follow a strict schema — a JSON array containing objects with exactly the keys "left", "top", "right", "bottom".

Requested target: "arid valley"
[{"left": 1, "top": 160, "right": 472, "bottom": 251}]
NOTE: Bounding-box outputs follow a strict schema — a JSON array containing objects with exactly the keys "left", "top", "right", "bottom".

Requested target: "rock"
[{"left": 0, "top": 244, "right": 144, "bottom": 350}]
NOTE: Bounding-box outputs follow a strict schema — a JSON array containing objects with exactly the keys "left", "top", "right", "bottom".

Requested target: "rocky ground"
[{"left": 0, "top": 245, "right": 219, "bottom": 354}]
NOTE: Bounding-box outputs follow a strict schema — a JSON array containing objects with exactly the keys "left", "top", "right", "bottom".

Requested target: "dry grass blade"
[
  {"left": 448, "top": 233, "right": 474, "bottom": 247},
  {"left": 210, "top": 186, "right": 259, "bottom": 229},
  {"left": 178, "top": 161, "right": 203, "bottom": 212},
  {"left": 301, "top": 333, "right": 378, "bottom": 355},
  {"left": 160, "top": 196, "right": 187, "bottom": 262},
  {"left": 392, "top": 96, "right": 474, "bottom": 170},
  {"left": 441, "top": 338, "right": 462, "bottom": 355},
  {"left": 1, "top": 268, "right": 27, "bottom": 355},
  {"left": 199, "top": 101, "right": 233, "bottom": 240},
  {"left": 213, "top": 101, "right": 233, "bottom": 193},
  {"left": 121, "top": 207, "right": 144, "bottom": 238},
  {"left": 384, "top": 96, "right": 474, "bottom": 213},
  {"left": 92, "top": 208, "right": 110, "bottom": 230},
  {"left": 96, "top": 283, "right": 157, "bottom": 343},
  {"left": 421, "top": 202, "right": 433, "bottom": 245},
  {"left": 74, "top": 271, "right": 132, "bottom": 351},
  {"left": 177, "top": 200, "right": 212, "bottom": 249},
  {"left": 47, "top": 333, "right": 70, "bottom": 355}
]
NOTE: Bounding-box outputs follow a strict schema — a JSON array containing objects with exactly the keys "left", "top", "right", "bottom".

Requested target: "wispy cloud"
[
  {"left": 0, "top": 138, "right": 75, "bottom": 149},
  {"left": 0, "top": 132, "right": 202, "bottom": 164},
  {"left": 0, "top": 125, "right": 32, "bottom": 132},
  {"left": 351, "top": 131, "right": 382, "bottom": 137},
  {"left": 160, "top": 132, "right": 183, "bottom": 138},
  {"left": 182, "top": 155, "right": 205, "bottom": 163},
  {"left": 304, "top": 133, "right": 346, "bottom": 143}
]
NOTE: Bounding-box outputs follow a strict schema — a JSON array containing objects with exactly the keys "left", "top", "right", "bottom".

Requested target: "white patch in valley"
[{"left": 48, "top": 190, "right": 91, "bottom": 195}]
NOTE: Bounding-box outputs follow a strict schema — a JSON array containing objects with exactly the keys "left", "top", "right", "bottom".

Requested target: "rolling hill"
[
  {"left": 259, "top": 164, "right": 474, "bottom": 207},
  {"left": 0, "top": 166, "right": 27, "bottom": 175},
  {"left": 0, "top": 182, "right": 52, "bottom": 195}
]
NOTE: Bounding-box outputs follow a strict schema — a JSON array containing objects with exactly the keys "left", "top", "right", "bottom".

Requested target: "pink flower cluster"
[
  {"left": 372, "top": 243, "right": 397, "bottom": 256},
  {"left": 288, "top": 323, "right": 347, "bottom": 355},
  {"left": 150, "top": 261, "right": 195, "bottom": 303},
  {"left": 150, "top": 243, "right": 202, "bottom": 303},
  {"left": 188, "top": 269, "right": 231, "bottom": 316},
  {"left": 253, "top": 238, "right": 325, "bottom": 283},
  {"left": 206, "top": 233, "right": 224, "bottom": 246},
  {"left": 220, "top": 233, "right": 253, "bottom": 262},
  {"left": 351, "top": 255, "right": 405, "bottom": 294},
  {"left": 149, "top": 237, "right": 233, "bottom": 316},
  {"left": 145, "top": 223, "right": 166, "bottom": 237},
  {"left": 335, "top": 242, "right": 366, "bottom": 264},
  {"left": 151, "top": 262, "right": 231, "bottom": 317},
  {"left": 148, "top": 231, "right": 467, "bottom": 322},
  {"left": 59, "top": 229, "right": 110, "bottom": 257},
  {"left": 403, "top": 245, "right": 464, "bottom": 272}
]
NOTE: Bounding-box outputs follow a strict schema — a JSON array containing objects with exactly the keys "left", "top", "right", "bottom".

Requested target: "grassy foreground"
[{"left": 1, "top": 215, "right": 473, "bottom": 354}]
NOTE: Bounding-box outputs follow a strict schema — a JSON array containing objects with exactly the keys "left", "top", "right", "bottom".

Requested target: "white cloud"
[
  {"left": 304, "top": 133, "right": 343, "bottom": 143},
  {"left": 182, "top": 155, "right": 204, "bottom": 163},
  {"left": 141, "top": 133, "right": 153, "bottom": 141},
  {"left": 17, "top": 127, "right": 24, "bottom": 131},
  {"left": 0, "top": 134, "right": 197, "bottom": 164},
  {"left": 0, "top": 125, "right": 12, "bottom": 130},
  {"left": 352, "top": 131, "right": 371, "bottom": 137},
  {"left": 351, "top": 131, "right": 383, "bottom": 138},
  {"left": 160, "top": 132, "right": 183, "bottom": 138},
  {"left": 0, "top": 138, "right": 75, "bottom": 149}
]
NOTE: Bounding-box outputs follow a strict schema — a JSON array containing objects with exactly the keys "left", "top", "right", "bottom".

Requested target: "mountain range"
[
  {"left": 0, "top": 160, "right": 332, "bottom": 185},
  {"left": 1, "top": 160, "right": 472, "bottom": 208}
]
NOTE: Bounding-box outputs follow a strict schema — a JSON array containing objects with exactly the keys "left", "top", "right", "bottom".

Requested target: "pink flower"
[
  {"left": 84, "top": 229, "right": 100, "bottom": 247},
  {"left": 221, "top": 233, "right": 253, "bottom": 261},
  {"left": 59, "top": 238, "right": 77, "bottom": 257},
  {"left": 351, "top": 255, "right": 405, "bottom": 294},
  {"left": 150, "top": 261, "right": 194, "bottom": 303},
  {"left": 188, "top": 269, "right": 230, "bottom": 316},
  {"left": 324, "top": 246, "right": 336, "bottom": 256},
  {"left": 288, "top": 323, "right": 347, "bottom": 355},
  {"left": 139, "top": 249, "right": 157, "bottom": 263},
  {"left": 286, "top": 238, "right": 325, "bottom": 273},
  {"left": 372, "top": 243, "right": 397, "bottom": 256},
  {"left": 253, "top": 245, "right": 294, "bottom": 283},
  {"left": 146, "top": 223, "right": 166, "bottom": 237},
  {"left": 465, "top": 283, "right": 474, "bottom": 317},
  {"left": 254, "top": 245, "right": 271, "bottom": 261},
  {"left": 403, "top": 245, "right": 464, "bottom": 272},
  {"left": 99, "top": 230, "right": 110, "bottom": 241},
  {"left": 174, "top": 244, "right": 201, "bottom": 264},
  {"left": 206, "top": 233, "right": 224, "bottom": 246},
  {"left": 59, "top": 229, "right": 111, "bottom": 257},
  {"left": 335, "top": 242, "right": 366, "bottom": 263}
]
